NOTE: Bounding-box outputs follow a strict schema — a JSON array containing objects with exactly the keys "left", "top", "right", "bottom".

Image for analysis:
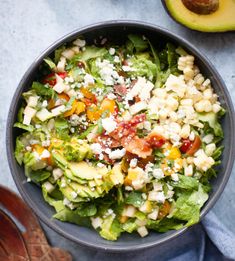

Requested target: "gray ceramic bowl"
[{"left": 6, "top": 21, "right": 235, "bottom": 252}]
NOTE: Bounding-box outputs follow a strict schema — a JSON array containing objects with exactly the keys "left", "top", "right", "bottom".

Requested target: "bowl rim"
[{"left": 6, "top": 20, "right": 235, "bottom": 252}]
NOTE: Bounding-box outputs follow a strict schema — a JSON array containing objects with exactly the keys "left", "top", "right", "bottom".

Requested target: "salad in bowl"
[{"left": 14, "top": 34, "right": 224, "bottom": 241}]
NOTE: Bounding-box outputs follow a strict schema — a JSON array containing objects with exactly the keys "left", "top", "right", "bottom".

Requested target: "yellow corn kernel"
[{"left": 174, "top": 158, "right": 183, "bottom": 171}]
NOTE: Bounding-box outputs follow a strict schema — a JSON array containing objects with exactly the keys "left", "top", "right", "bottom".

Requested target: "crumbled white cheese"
[
  {"left": 129, "top": 101, "right": 148, "bottom": 115},
  {"left": 70, "top": 191, "right": 78, "bottom": 199},
  {"left": 73, "top": 38, "right": 86, "bottom": 47},
  {"left": 107, "top": 93, "right": 116, "bottom": 100},
  {"left": 171, "top": 173, "right": 179, "bottom": 182},
  {"left": 91, "top": 217, "right": 103, "bottom": 229},
  {"left": 109, "top": 47, "right": 115, "bottom": 55},
  {"left": 130, "top": 158, "right": 138, "bottom": 168},
  {"left": 152, "top": 168, "right": 164, "bottom": 179},
  {"left": 84, "top": 74, "right": 95, "bottom": 87},
  {"left": 202, "top": 134, "right": 214, "bottom": 144},
  {"left": 148, "top": 191, "right": 165, "bottom": 203},
  {"left": 102, "top": 117, "right": 117, "bottom": 133},
  {"left": 90, "top": 143, "right": 103, "bottom": 154},
  {"left": 109, "top": 148, "right": 126, "bottom": 160}
]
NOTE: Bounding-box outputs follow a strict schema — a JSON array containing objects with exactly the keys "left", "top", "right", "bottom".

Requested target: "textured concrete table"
[{"left": 0, "top": 1, "right": 235, "bottom": 260}]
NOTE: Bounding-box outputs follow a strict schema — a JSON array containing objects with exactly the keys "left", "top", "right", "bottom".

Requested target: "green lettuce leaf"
[
  {"left": 32, "top": 81, "right": 55, "bottom": 98},
  {"left": 76, "top": 203, "right": 97, "bottom": 217},
  {"left": 53, "top": 208, "right": 91, "bottom": 227},
  {"left": 129, "top": 55, "right": 157, "bottom": 80},
  {"left": 125, "top": 191, "right": 144, "bottom": 207},
  {"left": 54, "top": 118, "right": 70, "bottom": 140},
  {"left": 44, "top": 58, "right": 56, "bottom": 69},
  {"left": 170, "top": 184, "right": 208, "bottom": 226},
  {"left": 197, "top": 112, "right": 223, "bottom": 137},
  {"left": 15, "top": 137, "right": 25, "bottom": 165},
  {"left": 122, "top": 218, "right": 138, "bottom": 233},
  {"left": 42, "top": 186, "right": 65, "bottom": 212},
  {"left": 54, "top": 45, "right": 66, "bottom": 63},
  {"left": 99, "top": 215, "right": 122, "bottom": 241},
  {"left": 14, "top": 122, "right": 34, "bottom": 132},
  {"left": 127, "top": 34, "right": 148, "bottom": 53},
  {"left": 28, "top": 169, "right": 51, "bottom": 183},
  {"left": 171, "top": 175, "right": 199, "bottom": 191},
  {"left": 147, "top": 218, "right": 184, "bottom": 232}
]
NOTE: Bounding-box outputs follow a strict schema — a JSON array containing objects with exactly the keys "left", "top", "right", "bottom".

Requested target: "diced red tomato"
[
  {"left": 42, "top": 72, "right": 67, "bottom": 86},
  {"left": 186, "top": 136, "right": 201, "bottom": 156},
  {"left": 146, "top": 134, "right": 166, "bottom": 149},
  {"left": 180, "top": 136, "right": 201, "bottom": 155},
  {"left": 180, "top": 139, "right": 192, "bottom": 154}
]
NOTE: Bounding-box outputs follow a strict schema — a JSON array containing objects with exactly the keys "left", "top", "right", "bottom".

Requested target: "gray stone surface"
[{"left": 0, "top": 1, "right": 235, "bottom": 260}]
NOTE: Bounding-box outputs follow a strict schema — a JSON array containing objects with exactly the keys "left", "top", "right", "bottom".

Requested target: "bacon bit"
[
  {"left": 134, "top": 96, "right": 141, "bottom": 103},
  {"left": 124, "top": 136, "right": 152, "bottom": 159},
  {"left": 122, "top": 60, "right": 129, "bottom": 66},
  {"left": 95, "top": 134, "right": 120, "bottom": 149},
  {"left": 114, "top": 84, "right": 127, "bottom": 96},
  {"left": 146, "top": 133, "right": 166, "bottom": 149},
  {"left": 129, "top": 79, "right": 138, "bottom": 89},
  {"left": 123, "top": 152, "right": 154, "bottom": 169}
]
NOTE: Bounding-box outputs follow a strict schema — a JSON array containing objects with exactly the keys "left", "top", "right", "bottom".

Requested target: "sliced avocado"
[
  {"left": 197, "top": 112, "right": 223, "bottom": 137},
  {"left": 163, "top": 0, "right": 235, "bottom": 32},
  {"left": 57, "top": 179, "right": 86, "bottom": 202},
  {"left": 69, "top": 161, "right": 101, "bottom": 180},
  {"left": 63, "top": 140, "right": 93, "bottom": 162},
  {"left": 68, "top": 179, "right": 100, "bottom": 198},
  {"left": 52, "top": 151, "right": 68, "bottom": 169},
  {"left": 95, "top": 185, "right": 104, "bottom": 195},
  {"left": 64, "top": 169, "right": 87, "bottom": 184}
]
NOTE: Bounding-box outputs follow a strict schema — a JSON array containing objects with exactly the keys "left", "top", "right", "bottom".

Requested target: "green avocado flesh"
[{"left": 164, "top": 0, "right": 235, "bottom": 32}]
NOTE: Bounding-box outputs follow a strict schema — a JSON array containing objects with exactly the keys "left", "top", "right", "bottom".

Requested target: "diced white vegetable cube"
[
  {"left": 43, "top": 181, "right": 55, "bottom": 193},
  {"left": 51, "top": 105, "right": 66, "bottom": 116},
  {"left": 36, "top": 108, "right": 52, "bottom": 122},
  {"left": 137, "top": 226, "right": 148, "bottom": 237},
  {"left": 24, "top": 106, "right": 37, "bottom": 118},
  {"left": 28, "top": 96, "right": 39, "bottom": 107},
  {"left": 23, "top": 115, "right": 32, "bottom": 125},
  {"left": 52, "top": 168, "right": 63, "bottom": 180},
  {"left": 57, "top": 57, "right": 66, "bottom": 72}
]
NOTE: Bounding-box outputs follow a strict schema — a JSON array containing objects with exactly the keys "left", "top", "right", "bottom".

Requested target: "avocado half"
[{"left": 162, "top": 0, "right": 235, "bottom": 32}]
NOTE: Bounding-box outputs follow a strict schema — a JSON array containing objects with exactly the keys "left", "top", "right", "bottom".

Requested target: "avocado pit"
[{"left": 182, "top": 0, "right": 219, "bottom": 14}]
